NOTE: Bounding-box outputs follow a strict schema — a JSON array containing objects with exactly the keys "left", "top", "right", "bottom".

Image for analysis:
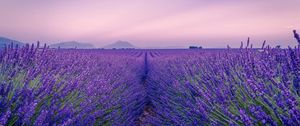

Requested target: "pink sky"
[{"left": 0, "top": 0, "right": 299, "bottom": 48}]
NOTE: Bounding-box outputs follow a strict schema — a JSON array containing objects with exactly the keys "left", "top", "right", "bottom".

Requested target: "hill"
[
  {"left": 0, "top": 37, "right": 25, "bottom": 48},
  {"left": 103, "top": 40, "right": 136, "bottom": 49},
  {"left": 49, "top": 41, "right": 94, "bottom": 49}
]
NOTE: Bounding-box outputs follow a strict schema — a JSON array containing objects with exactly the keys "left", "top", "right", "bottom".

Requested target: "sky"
[{"left": 0, "top": 0, "right": 299, "bottom": 48}]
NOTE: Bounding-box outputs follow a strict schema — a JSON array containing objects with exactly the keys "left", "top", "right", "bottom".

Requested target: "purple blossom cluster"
[
  {"left": 0, "top": 43, "right": 146, "bottom": 125},
  {"left": 146, "top": 47, "right": 300, "bottom": 125},
  {"left": 0, "top": 37, "right": 300, "bottom": 125}
]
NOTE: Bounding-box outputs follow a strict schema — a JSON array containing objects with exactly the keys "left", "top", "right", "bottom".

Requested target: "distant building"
[
  {"left": 189, "top": 46, "right": 197, "bottom": 49},
  {"left": 189, "top": 46, "right": 203, "bottom": 49}
]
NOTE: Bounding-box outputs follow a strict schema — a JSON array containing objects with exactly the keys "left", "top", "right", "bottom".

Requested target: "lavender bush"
[
  {"left": 0, "top": 43, "right": 145, "bottom": 125},
  {"left": 147, "top": 47, "right": 300, "bottom": 125},
  {"left": 0, "top": 32, "right": 300, "bottom": 125}
]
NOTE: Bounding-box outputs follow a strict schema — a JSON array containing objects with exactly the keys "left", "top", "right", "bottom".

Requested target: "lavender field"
[
  {"left": 2, "top": 0, "right": 300, "bottom": 125},
  {"left": 0, "top": 39, "right": 299, "bottom": 126}
]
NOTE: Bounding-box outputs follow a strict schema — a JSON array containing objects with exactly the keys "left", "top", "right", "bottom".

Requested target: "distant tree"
[
  {"left": 293, "top": 30, "right": 300, "bottom": 44},
  {"left": 276, "top": 45, "right": 281, "bottom": 49},
  {"left": 262, "top": 40, "right": 266, "bottom": 49},
  {"left": 198, "top": 46, "right": 203, "bottom": 49},
  {"left": 227, "top": 45, "right": 231, "bottom": 49},
  {"left": 246, "top": 37, "right": 250, "bottom": 49},
  {"left": 240, "top": 41, "right": 243, "bottom": 49}
]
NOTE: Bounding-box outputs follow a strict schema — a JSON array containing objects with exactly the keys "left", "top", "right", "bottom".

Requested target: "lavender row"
[
  {"left": 147, "top": 47, "right": 300, "bottom": 125},
  {"left": 0, "top": 43, "right": 145, "bottom": 125}
]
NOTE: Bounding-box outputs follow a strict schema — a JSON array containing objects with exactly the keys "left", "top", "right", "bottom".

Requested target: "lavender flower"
[
  {"left": 34, "top": 110, "right": 48, "bottom": 126},
  {"left": 0, "top": 109, "right": 11, "bottom": 125},
  {"left": 239, "top": 109, "right": 253, "bottom": 125}
]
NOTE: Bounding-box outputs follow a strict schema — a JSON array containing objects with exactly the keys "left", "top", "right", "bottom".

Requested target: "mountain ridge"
[
  {"left": 0, "top": 36, "right": 25, "bottom": 48},
  {"left": 103, "top": 40, "right": 136, "bottom": 49},
  {"left": 49, "top": 41, "right": 94, "bottom": 49}
]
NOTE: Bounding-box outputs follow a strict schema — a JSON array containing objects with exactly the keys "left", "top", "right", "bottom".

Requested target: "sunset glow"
[{"left": 0, "top": 0, "right": 299, "bottom": 48}]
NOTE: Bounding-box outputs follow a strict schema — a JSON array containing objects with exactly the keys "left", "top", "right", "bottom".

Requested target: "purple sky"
[{"left": 0, "top": 0, "right": 299, "bottom": 48}]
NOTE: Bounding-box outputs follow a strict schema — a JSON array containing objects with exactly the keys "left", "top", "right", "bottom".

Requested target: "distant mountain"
[
  {"left": 0, "top": 37, "right": 25, "bottom": 48},
  {"left": 103, "top": 40, "right": 136, "bottom": 49},
  {"left": 49, "top": 41, "right": 94, "bottom": 49}
]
